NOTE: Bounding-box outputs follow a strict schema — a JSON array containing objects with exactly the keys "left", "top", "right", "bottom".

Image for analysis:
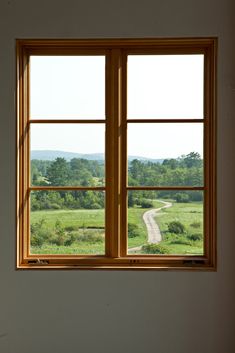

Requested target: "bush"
[
  {"left": 49, "top": 203, "right": 61, "bottom": 210},
  {"left": 31, "top": 234, "right": 44, "bottom": 247},
  {"left": 50, "top": 234, "right": 64, "bottom": 246},
  {"left": 76, "top": 231, "right": 104, "bottom": 243},
  {"left": 168, "top": 221, "right": 185, "bottom": 234},
  {"left": 187, "top": 233, "right": 203, "bottom": 241},
  {"left": 175, "top": 193, "right": 190, "bottom": 203},
  {"left": 142, "top": 243, "right": 168, "bottom": 254},
  {"left": 50, "top": 232, "right": 76, "bottom": 246},
  {"left": 49, "top": 219, "right": 73, "bottom": 246},
  {"left": 188, "top": 191, "right": 203, "bottom": 202},
  {"left": 31, "top": 218, "right": 45, "bottom": 235},
  {"left": 140, "top": 199, "right": 153, "bottom": 208},
  {"left": 31, "top": 202, "right": 40, "bottom": 211},
  {"left": 190, "top": 221, "right": 201, "bottom": 228},
  {"left": 92, "top": 203, "right": 102, "bottom": 209},
  {"left": 170, "top": 236, "right": 191, "bottom": 245},
  {"left": 64, "top": 233, "right": 76, "bottom": 246},
  {"left": 31, "top": 218, "right": 51, "bottom": 246},
  {"left": 64, "top": 225, "right": 78, "bottom": 232},
  {"left": 128, "top": 223, "right": 139, "bottom": 238}
]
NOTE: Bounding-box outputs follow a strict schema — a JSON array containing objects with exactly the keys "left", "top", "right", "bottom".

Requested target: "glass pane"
[
  {"left": 128, "top": 123, "right": 203, "bottom": 186},
  {"left": 30, "top": 56, "right": 105, "bottom": 119},
  {"left": 30, "top": 124, "right": 105, "bottom": 186},
  {"left": 128, "top": 191, "right": 204, "bottom": 255},
  {"left": 30, "top": 191, "right": 105, "bottom": 255},
  {"left": 128, "top": 55, "right": 204, "bottom": 119}
]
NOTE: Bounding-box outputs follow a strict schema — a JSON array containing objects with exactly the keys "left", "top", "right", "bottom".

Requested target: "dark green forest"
[{"left": 31, "top": 152, "right": 203, "bottom": 211}]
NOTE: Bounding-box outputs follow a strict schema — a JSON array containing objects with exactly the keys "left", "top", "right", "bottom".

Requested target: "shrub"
[
  {"left": 77, "top": 232, "right": 104, "bottom": 243},
  {"left": 190, "top": 221, "right": 201, "bottom": 228},
  {"left": 31, "top": 202, "right": 40, "bottom": 211},
  {"left": 170, "top": 236, "right": 191, "bottom": 245},
  {"left": 64, "top": 225, "right": 78, "bottom": 232},
  {"left": 187, "top": 233, "right": 203, "bottom": 241},
  {"left": 49, "top": 203, "right": 61, "bottom": 210},
  {"left": 92, "top": 203, "right": 102, "bottom": 209},
  {"left": 140, "top": 199, "right": 153, "bottom": 208},
  {"left": 142, "top": 243, "right": 168, "bottom": 254},
  {"left": 50, "top": 234, "right": 64, "bottom": 246},
  {"left": 49, "top": 219, "right": 70, "bottom": 246},
  {"left": 31, "top": 234, "right": 44, "bottom": 247},
  {"left": 31, "top": 218, "right": 51, "bottom": 246},
  {"left": 175, "top": 193, "right": 190, "bottom": 203},
  {"left": 50, "top": 232, "right": 76, "bottom": 246},
  {"left": 128, "top": 223, "right": 139, "bottom": 238},
  {"left": 168, "top": 221, "right": 185, "bottom": 234},
  {"left": 188, "top": 190, "right": 203, "bottom": 202},
  {"left": 64, "top": 233, "right": 76, "bottom": 246}
]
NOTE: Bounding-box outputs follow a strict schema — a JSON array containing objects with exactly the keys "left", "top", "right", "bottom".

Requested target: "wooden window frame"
[{"left": 16, "top": 38, "right": 217, "bottom": 270}]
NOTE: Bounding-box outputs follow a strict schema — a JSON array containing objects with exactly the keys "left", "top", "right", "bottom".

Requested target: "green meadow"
[{"left": 30, "top": 199, "right": 203, "bottom": 255}]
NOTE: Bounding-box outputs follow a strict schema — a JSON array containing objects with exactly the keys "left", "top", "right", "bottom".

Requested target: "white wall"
[{"left": 0, "top": 1, "right": 234, "bottom": 352}]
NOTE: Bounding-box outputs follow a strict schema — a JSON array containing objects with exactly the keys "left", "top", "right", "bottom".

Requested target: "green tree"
[
  {"left": 162, "top": 158, "right": 179, "bottom": 169},
  {"left": 46, "top": 158, "right": 69, "bottom": 186},
  {"left": 180, "top": 152, "right": 202, "bottom": 168}
]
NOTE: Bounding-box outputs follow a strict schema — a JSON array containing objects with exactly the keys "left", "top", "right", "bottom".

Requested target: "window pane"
[
  {"left": 128, "top": 55, "right": 204, "bottom": 119},
  {"left": 30, "top": 191, "right": 105, "bottom": 255},
  {"left": 128, "top": 123, "right": 203, "bottom": 186},
  {"left": 30, "top": 124, "right": 105, "bottom": 186},
  {"left": 128, "top": 191, "right": 204, "bottom": 255},
  {"left": 30, "top": 56, "right": 105, "bottom": 119}
]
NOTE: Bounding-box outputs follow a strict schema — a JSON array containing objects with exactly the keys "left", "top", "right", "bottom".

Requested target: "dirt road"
[
  {"left": 143, "top": 200, "right": 172, "bottom": 243},
  {"left": 128, "top": 200, "right": 172, "bottom": 253}
]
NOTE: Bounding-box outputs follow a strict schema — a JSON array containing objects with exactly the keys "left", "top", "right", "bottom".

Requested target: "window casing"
[{"left": 16, "top": 38, "right": 217, "bottom": 269}]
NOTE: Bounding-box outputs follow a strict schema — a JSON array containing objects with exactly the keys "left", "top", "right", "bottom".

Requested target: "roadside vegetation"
[{"left": 143, "top": 200, "right": 203, "bottom": 255}]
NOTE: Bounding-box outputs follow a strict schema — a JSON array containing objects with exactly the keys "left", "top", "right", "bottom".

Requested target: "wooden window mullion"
[{"left": 105, "top": 49, "right": 123, "bottom": 257}]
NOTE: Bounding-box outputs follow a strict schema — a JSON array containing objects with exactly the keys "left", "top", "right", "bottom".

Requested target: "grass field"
[
  {"left": 30, "top": 208, "right": 105, "bottom": 255},
  {"left": 30, "top": 207, "right": 147, "bottom": 254},
  {"left": 31, "top": 208, "right": 105, "bottom": 228},
  {"left": 31, "top": 241, "right": 105, "bottom": 255},
  {"left": 30, "top": 199, "right": 203, "bottom": 255},
  {"left": 153, "top": 200, "right": 203, "bottom": 255}
]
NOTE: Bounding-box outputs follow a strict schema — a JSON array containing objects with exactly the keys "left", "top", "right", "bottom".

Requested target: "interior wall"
[{"left": 0, "top": 1, "right": 234, "bottom": 352}]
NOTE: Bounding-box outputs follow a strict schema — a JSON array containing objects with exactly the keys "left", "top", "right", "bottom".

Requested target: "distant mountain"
[
  {"left": 128, "top": 156, "right": 165, "bottom": 164},
  {"left": 31, "top": 150, "right": 104, "bottom": 161},
  {"left": 31, "top": 150, "right": 165, "bottom": 164}
]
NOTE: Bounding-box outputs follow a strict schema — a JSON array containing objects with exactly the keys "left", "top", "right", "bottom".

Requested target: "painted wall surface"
[{"left": 0, "top": 1, "right": 234, "bottom": 352}]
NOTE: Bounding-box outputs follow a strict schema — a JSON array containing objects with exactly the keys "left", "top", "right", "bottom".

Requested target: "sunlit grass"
[
  {"left": 154, "top": 200, "right": 203, "bottom": 255},
  {"left": 31, "top": 209, "right": 104, "bottom": 228},
  {"left": 31, "top": 242, "right": 104, "bottom": 255},
  {"left": 30, "top": 200, "right": 203, "bottom": 255}
]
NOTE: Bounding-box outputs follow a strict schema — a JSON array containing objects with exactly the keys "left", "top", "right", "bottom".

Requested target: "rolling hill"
[{"left": 31, "top": 150, "right": 165, "bottom": 164}]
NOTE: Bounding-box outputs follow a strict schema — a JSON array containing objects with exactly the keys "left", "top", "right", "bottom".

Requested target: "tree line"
[
  {"left": 31, "top": 152, "right": 203, "bottom": 211},
  {"left": 128, "top": 152, "right": 203, "bottom": 206}
]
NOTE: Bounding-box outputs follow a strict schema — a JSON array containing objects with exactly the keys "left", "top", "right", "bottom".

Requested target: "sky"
[{"left": 30, "top": 55, "right": 204, "bottom": 159}]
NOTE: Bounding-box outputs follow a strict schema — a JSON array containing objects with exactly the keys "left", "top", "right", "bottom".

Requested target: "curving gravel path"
[
  {"left": 143, "top": 200, "right": 172, "bottom": 244},
  {"left": 128, "top": 200, "right": 172, "bottom": 253}
]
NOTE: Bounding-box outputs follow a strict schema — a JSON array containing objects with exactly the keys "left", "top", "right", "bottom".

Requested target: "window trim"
[{"left": 16, "top": 38, "right": 217, "bottom": 270}]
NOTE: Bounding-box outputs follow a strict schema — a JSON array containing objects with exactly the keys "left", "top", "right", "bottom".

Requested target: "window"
[{"left": 16, "top": 38, "right": 216, "bottom": 269}]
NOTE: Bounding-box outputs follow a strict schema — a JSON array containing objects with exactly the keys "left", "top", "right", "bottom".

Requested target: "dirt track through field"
[
  {"left": 143, "top": 200, "right": 172, "bottom": 243},
  {"left": 128, "top": 200, "right": 172, "bottom": 253}
]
